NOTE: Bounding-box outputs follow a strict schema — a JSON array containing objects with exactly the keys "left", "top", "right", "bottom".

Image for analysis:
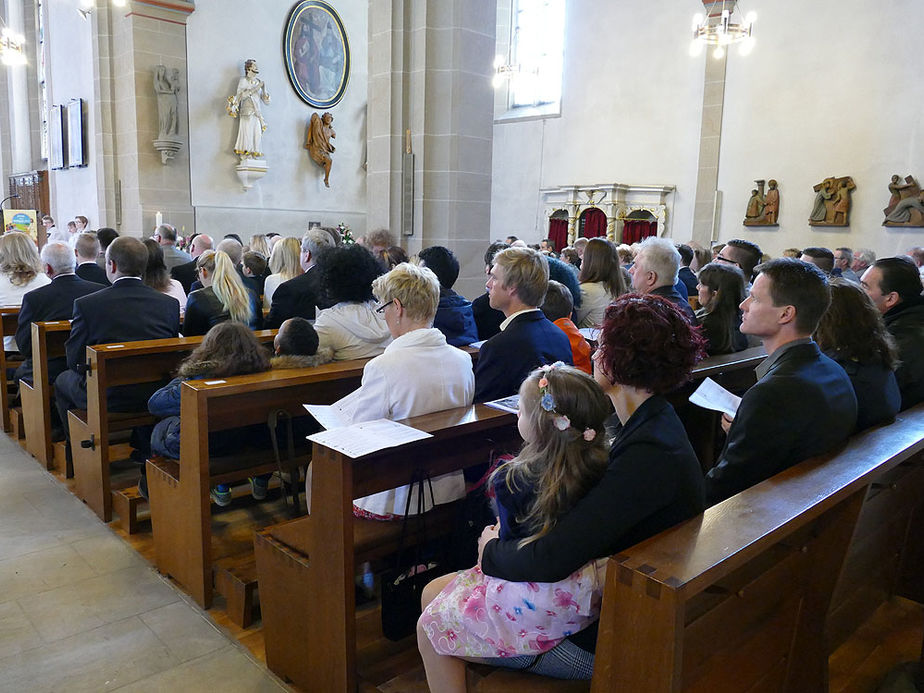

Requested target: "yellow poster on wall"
[{"left": 2, "top": 209, "right": 38, "bottom": 241}]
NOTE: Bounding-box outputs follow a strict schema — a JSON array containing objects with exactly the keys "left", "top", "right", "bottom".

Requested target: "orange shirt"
[{"left": 553, "top": 317, "right": 592, "bottom": 374}]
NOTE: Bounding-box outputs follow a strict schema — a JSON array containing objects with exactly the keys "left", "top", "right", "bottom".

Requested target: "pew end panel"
[
  {"left": 21, "top": 321, "right": 70, "bottom": 468},
  {"left": 0, "top": 307, "right": 20, "bottom": 433}
]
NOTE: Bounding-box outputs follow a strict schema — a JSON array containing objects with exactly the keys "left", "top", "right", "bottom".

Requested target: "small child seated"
[
  {"left": 270, "top": 317, "right": 333, "bottom": 369},
  {"left": 541, "top": 280, "right": 592, "bottom": 374}
]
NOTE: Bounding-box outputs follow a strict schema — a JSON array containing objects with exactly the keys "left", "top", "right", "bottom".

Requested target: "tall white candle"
[{"left": 155, "top": 211, "right": 163, "bottom": 228}]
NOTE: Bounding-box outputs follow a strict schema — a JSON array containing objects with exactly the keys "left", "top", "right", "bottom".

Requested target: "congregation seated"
[
  {"left": 420, "top": 295, "right": 707, "bottom": 688},
  {"left": 471, "top": 241, "right": 508, "bottom": 341},
  {"left": 264, "top": 228, "right": 335, "bottom": 329},
  {"left": 95, "top": 227, "right": 119, "bottom": 270},
  {"left": 801, "top": 246, "right": 836, "bottom": 275},
  {"left": 269, "top": 317, "right": 332, "bottom": 369},
  {"left": 314, "top": 243, "right": 392, "bottom": 360},
  {"left": 142, "top": 239, "right": 186, "bottom": 319},
  {"left": 714, "top": 238, "right": 763, "bottom": 285},
  {"left": 375, "top": 245, "right": 409, "bottom": 271},
  {"left": 74, "top": 233, "right": 110, "bottom": 285},
  {"left": 144, "top": 321, "right": 271, "bottom": 504},
  {"left": 54, "top": 237, "right": 181, "bottom": 456},
  {"left": 813, "top": 279, "right": 900, "bottom": 431},
  {"left": 540, "top": 279, "right": 591, "bottom": 374},
  {"left": 860, "top": 256, "right": 924, "bottom": 409},
  {"left": 694, "top": 262, "right": 748, "bottom": 355},
  {"left": 153, "top": 223, "right": 191, "bottom": 271},
  {"left": 834, "top": 246, "right": 861, "bottom": 283},
  {"left": 705, "top": 258, "right": 858, "bottom": 505},
  {"left": 171, "top": 233, "right": 212, "bottom": 295},
  {"left": 418, "top": 245, "right": 478, "bottom": 347},
  {"left": 327, "top": 262, "right": 474, "bottom": 518},
  {"left": 183, "top": 250, "right": 261, "bottom": 336},
  {"left": 676, "top": 243, "right": 699, "bottom": 295},
  {"left": 262, "top": 236, "right": 300, "bottom": 312},
  {"left": 628, "top": 236, "right": 696, "bottom": 323},
  {"left": 546, "top": 255, "right": 583, "bottom": 315},
  {"left": 473, "top": 246, "right": 572, "bottom": 402},
  {"left": 0, "top": 231, "right": 51, "bottom": 350},
  {"left": 575, "top": 238, "right": 625, "bottom": 328},
  {"left": 14, "top": 241, "right": 104, "bottom": 386}
]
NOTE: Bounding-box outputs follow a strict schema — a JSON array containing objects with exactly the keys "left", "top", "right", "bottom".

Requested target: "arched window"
[
  {"left": 622, "top": 210, "right": 658, "bottom": 244},
  {"left": 578, "top": 208, "right": 607, "bottom": 239},
  {"left": 547, "top": 209, "right": 568, "bottom": 251}
]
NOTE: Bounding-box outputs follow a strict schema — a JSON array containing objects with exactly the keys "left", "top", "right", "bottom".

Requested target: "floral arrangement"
[{"left": 337, "top": 222, "right": 355, "bottom": 245}]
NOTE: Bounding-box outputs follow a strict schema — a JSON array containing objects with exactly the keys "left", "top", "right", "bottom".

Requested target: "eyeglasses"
[
  {"left": 714, "top": 254, "right": 740, "bottom": 268},
  {"left": 375, "top": 300, "right": 394, "bottom": 314}
]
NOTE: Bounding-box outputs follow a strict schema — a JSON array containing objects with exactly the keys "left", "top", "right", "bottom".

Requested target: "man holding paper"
[{"left": 704, "top": 259, "right": 857, "bottom": 505}]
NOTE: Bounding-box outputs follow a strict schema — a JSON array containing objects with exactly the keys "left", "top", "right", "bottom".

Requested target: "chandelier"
[
  {"left": 0, "top": 18, "right": 25, "bottom": 66},
  {"left": 690, "top": 1, "right": 755, "bottom": 59}
]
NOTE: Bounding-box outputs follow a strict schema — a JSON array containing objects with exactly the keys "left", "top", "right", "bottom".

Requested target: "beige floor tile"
[
  {"left": 0, "top": 616, "right": 177, "bottom": 692},
  {"left": 72, "top": 533, "right": 147, "bottom": 575},
  {"left": 0, "top": 599, "right": 43, "bottom": 659},
  {"left": 113, "top": 645, "right": 287, "bottom": 692},
  {"left": 0, "top": 542, "right": 97, "bottom": 601},
  {"left": 18, "top": 564, "right": 179, "bottom": 643},
  {"left": 140, "top": 601, "right": 228, "bottom": 663}
]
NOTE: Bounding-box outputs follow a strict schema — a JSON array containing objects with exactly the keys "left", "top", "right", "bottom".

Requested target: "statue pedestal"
[
  {"left": 153, "top": 137, "right": 183, "bottom": 165},
  {"left": 235, "top": 158, "right": 268, "bottom": 191}
]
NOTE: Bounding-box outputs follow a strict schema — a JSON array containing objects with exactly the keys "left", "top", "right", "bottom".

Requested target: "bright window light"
[{"left": 509, "top": 0, "right": 564, "bottom": 109}]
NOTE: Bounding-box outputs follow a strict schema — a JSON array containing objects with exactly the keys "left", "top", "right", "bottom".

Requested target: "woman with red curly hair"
[{"left": 473, "top": 294, "right": 707, "bottom": 682}]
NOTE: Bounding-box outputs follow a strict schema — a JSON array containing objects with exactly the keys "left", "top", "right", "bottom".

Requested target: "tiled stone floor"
[{"left": 0, "top": 432, "right": 287, "bottom": 692}]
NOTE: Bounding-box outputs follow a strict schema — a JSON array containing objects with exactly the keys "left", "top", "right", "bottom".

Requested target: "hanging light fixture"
[
  {"left": 0, "top": 22, "right": 26, "bottom": 66},
  {"left": 690, "top": 1, "right": 755, "bottom": 58}
]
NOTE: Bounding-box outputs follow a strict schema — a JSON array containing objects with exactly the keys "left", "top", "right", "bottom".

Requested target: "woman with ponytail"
[{"left": 183, "top": 250, "right": 262, "bottom": 336}]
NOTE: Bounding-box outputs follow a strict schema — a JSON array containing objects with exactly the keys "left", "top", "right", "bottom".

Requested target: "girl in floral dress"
[{"left": 418, "top": 363, "right": 611, "bottom": 683}]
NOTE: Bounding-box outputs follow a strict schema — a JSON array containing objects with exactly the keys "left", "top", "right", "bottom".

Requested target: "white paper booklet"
[
  {"left": 303, "top": 404, "right": 350, "bottom": 430},
  {"left": 306, "top": 418, "right": 433, "bottom": 459},
  {"left": 484, "top": 394, "right": 520, "bottom": 414},
  {"left": 688, "top": 377, "right": 742, "bottom": 418}
]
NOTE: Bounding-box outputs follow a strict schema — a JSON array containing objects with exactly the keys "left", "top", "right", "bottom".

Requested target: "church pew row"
[
  {"left": 476, "top": 405, "right": 924, "bottom": 693},
  {"left": 145, "top": 347, "right": 483, "bottom": 611},
  {"left": 255, "top": 401, "right": 924, "bottom": 692},
  {"left": 20, "top": 320, "right": 70, "bottom": 469},
  {"left": 65, "top": 331, "right": 277, "bottom": 526},
  {"left": 0, "top": 306, "right": 24, "bottom": 434},
  {"left": 254, "top": 404, "right": 521, "bottom": 692}
]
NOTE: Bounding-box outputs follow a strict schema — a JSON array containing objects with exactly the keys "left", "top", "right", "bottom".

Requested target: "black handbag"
[{"left": 380, "top": 470, "right": 443, "bottom": 641}]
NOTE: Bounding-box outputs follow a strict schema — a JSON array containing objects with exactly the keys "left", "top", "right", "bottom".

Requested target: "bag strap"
[
  {"left": 267, "top": 408, "right": 299, "bottom": 515},
  {"left": 392, "top": 469, "right": 431, "bottom": 576}
]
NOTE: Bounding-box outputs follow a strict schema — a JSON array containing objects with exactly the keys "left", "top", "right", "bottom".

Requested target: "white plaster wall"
[
  {"left": 45, "top": 1, "right": 99, "bottom": 227},
  {"left": 718, "top": 0, "right": 924, "bottom": 259},
  {"left": 186, "top": 0, "right": 368, "bottom": 240},
  {"left": 491, "top": 0, "right": 705, "bottom": 243}
]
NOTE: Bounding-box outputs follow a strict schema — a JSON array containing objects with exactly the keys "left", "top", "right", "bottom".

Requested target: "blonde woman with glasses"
[
  {"left": 0, "top": 232, "right": 50, "bottom": 350},
  {"left": 183, "top": 250, "right": 261, "bottom": 336}
]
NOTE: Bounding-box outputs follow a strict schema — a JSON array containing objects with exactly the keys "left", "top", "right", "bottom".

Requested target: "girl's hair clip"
[{"left": 583, "top": 428, "right": 596, "bottom": 442}]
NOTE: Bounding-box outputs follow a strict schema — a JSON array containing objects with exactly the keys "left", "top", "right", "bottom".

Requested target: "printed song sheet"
[
  {"left": 306, "top": 418, "right": 433, "bottom": 458},
  {"left": 689, "top": 377, "right": 742, "bottom": 418}
]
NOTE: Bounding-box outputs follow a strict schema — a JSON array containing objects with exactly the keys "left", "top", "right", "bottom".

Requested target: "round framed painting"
[{"left": 283, "top": 0, "right": 350, "bottom": 108}]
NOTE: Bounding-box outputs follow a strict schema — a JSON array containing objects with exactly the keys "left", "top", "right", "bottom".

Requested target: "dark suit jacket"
[
  {"left": 264, "top": 267, "right": 329, "bottom": 329},
  {"left": 704, "top": 341, "right": 858, "bottom": 505},
  {"left": 472, "top": 292, "right": 505, "bottom": 341},
  {"left": 182, "top": 286, "right": 262, "bottom": 336},
  {"left": 171, "top": 259, "right": 197, "bottom": 295},
  {"left": 65, "top": 277, "right": 181, "bottom": 375},
  {"left": 15, "top": 274, "right": 105, "bottom": 381},
  {"left": 651, "top": 284, "right": 697, "bottom": 323},
  {"left": 473, "top": 310, "right": 573, "bottom": 402},
  {"left": 76, "top": 262, "right": 110, "bottom": 286},
  {"left": 678, "top": 266, "right": 698, "bottom": 296}
]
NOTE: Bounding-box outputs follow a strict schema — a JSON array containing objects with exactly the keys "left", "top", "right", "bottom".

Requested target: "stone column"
[
  {"left": 367, "top": 0, "right": 496, "bottom": 299},
  {"left": 690, "top": 53, "right": 727, "bottom": 247}
]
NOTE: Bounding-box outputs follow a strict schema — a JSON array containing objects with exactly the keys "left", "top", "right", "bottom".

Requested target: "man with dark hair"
[
  {"left": 54, "top": 237, "right": 181, "bottom": 458},
  {"left": 264, "top": 229, "right": 335, "bottom": 329},
  {"left": 833, "top": 247, "right": 859, "bottom": 283},
  {"left": 705, "top": 258, "right": 857, "bottom": 505},
  {"left": 676, "top": 243, "right": 698, "bottom": 295},
  {"left": 800, "top": 246, "right": 835, "bottom": 275},
  {"left": 472, "top": 241, "right": 510, "bottom": 341},
  {"left": 270, "top": 317, "right": 332, "bottom": 369},
  {"left": 504, "top": 235, "right": 518, "bottom": 245},
  {"left": 419, "top": 245, "right": 477, "bottom": 346},
  {"left": 153, "top": 223, "right": 191, "bottom": 270},
  {"left": 861, "top": 256, "right": 924, "bottom": 408},
  {"left": 474, "top": 247, "right": 572, "bottom": 402},
  {"left": 75, "top": 233, "right": 109, "bottom": 285},
  {"left": 716, "top": 239, "right": 763, "bottom": 282},
  {"left": 95, "top": 227, "right": 119, "bottom": 269}
]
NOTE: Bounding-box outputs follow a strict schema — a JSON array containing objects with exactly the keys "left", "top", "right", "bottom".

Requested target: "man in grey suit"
[{"left": 153, "top": 223, "right": 191, "bottom": 271}]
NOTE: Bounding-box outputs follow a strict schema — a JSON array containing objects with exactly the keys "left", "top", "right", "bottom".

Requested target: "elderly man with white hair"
[
  {"left": 628, "top": 236, "right": 697, "bottom": 322},
  {"left": 14, "top": 241, "right": 105, "bottom": 386}
]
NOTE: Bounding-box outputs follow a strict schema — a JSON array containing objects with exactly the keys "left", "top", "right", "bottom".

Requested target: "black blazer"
[
  {"left": 65, "top": 278, "right": 181, "bottom": 374},
  {"left": 183, "top": 286, "right": 263, "bottom": 337},
  {"left": 472, "top": 292, "right": 505, "bottom": 341},
  {"left": 651, "top": 284, "right": 697, "bottom": 323},
  {"left": 264, "top": 267, "right": 329, "bottom": 329},
  {"left": 16, "top": 273, "right": 105, "bottom": 363},
  {"left": 704, "top": 341, "right": 858, "bottom": 505},
  {"left": 76, "top": 262, "right": 110, "bottom": 286},
  {"left": 473, "top": 310, "right": 573, "bottom": 402},
  {"left": 678, "top": 266, "right": 699, "bottom": 296},
  {"left": 171, "top": 259, "right": 197, "bottom": 295}
]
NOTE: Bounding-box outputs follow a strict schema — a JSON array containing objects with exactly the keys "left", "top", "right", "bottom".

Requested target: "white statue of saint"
[{"left": 226, "top": 59, "right": 270, "bottom": 161}]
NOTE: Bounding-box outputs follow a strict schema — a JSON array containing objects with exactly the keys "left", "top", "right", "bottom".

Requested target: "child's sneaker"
[
  {"left": 210, "top": 485, "right": 232, "bottom": 507},
  {"left": 250, "top": 475, "right": 269, "bottom": 501}
]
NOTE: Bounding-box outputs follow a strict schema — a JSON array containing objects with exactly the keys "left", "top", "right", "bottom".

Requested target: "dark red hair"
[{"left": 596, "top": 294, "right": 707, "bottom": 394}]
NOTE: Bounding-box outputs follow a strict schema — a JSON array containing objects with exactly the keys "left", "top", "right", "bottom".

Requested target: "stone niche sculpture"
[
  {"left": 226, "top": 58, "right": 271, "bottom": 191},
  {"left": 153, "top": 65, "right": 182, "bottom": 164},
  {"left": 305, "top": 112, "right": 336, "bottom": 187},
  {"left": 883, "top": 174, "right": 924, "bottom": 227},
  {"left": 743, "top": 178, "right": 780, "bottom": 226},
  {"left": 808, "top": 176, "right": 855, "bottom": 227}
]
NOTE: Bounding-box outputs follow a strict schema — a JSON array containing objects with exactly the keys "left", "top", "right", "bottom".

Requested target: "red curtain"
[
  {"left": 548, "top": 218, "right": 568, "bottom": 252},
  {"left": 622, "top": 220, "right": 658, "bottom": 244},
  {"left": 581, "top": 208, "right": 607, "bottom": 238}
]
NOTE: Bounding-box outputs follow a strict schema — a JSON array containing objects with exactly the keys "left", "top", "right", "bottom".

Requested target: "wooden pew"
[
  {"left": 475, "top": 406, "right": 924, "bottom": 692},
  {"left": 0, "top": 306, "right": 23, "bottom": 434},
  {"left": 20, "top": 320, "right": 70, "bottom": 469},
  {"left": 254, "top": 404, "right": 520, "bottom": 692},
  {"left": 67, "top": 331, "right": 276, "bottom": 525}
]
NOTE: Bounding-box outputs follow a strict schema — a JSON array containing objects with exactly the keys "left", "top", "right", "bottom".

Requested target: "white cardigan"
[{"left": 334, "top": 327, "right": 475, "bottom": 516}]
